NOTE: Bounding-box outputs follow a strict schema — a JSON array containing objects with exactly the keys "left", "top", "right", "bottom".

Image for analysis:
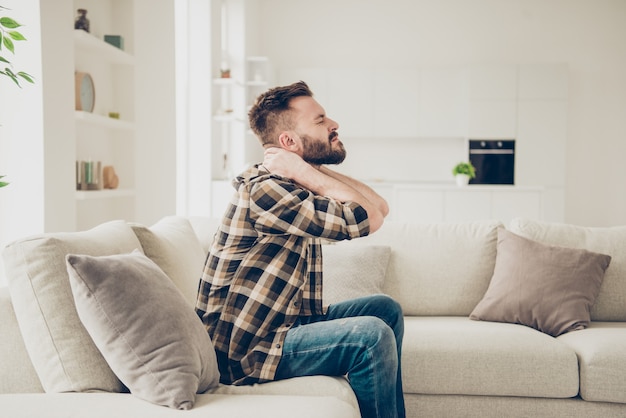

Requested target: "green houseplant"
[
  {"left": 1, "top": 5, "right": 34, "bottom": 188},
  {"left": 452, "top": 161, "right": 476, "bottom": 187},
  {"left": 0, "top": 6, "right": 33, "bottom": 87}
]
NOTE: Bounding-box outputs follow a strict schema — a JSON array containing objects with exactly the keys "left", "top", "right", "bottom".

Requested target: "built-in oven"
[{"left": 468, "top": 140, "right": 515, "bottom": 185}]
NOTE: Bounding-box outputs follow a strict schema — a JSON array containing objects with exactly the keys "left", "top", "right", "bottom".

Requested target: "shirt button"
[
  {"left": 293, "top": 301, "right": 300, "bottom": 307},
  {"left": 276, "top": 343, "right": 281, "bottom": 349}
]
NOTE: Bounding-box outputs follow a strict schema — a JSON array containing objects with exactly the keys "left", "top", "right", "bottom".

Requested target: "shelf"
[
  {"left": 247, "top": 56, "right": 269, "bottom": 62},
  {"left": 73, "top": 29, "right": 134, "bottom": 66},
  {"left": 213, "top": 78, "right": 238, "bottom": 86},
  {"left": 213, "top": 113, "right": 241, "bottom": 122},
  {"left": 245, "top": 80, "right": 269, "bottom": 87},
  {"left": 75, "top": 189, "right": 135, "bottom": 200},
  {"left": 75, "top": 111, "right": 135, "bottom": 131}
]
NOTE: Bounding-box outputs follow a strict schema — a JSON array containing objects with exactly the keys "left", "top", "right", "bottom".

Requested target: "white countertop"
[{"left": 364, "top": 180, "right": 545, "bottom": 192}]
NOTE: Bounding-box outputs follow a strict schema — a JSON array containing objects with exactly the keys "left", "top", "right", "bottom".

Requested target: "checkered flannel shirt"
[{"left": 195, "top": 164, "right": 370, "bottom": 385}]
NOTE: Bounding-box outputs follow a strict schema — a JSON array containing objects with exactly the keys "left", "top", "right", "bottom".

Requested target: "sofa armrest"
[{"left": 0, "top": 287, "right": 44, "bottom": 394}]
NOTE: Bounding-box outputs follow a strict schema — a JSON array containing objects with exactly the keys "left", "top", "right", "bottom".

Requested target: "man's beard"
[{"left": 300, "top": 131, "right": 347, "bottom": 165}]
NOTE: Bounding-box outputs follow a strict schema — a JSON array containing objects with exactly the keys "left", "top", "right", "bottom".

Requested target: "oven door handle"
[{"left": 469, "top": 150, "right": 514, "bottom": 155}]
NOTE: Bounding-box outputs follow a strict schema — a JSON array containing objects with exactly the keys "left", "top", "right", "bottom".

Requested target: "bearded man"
[{"left": 195, "top": 81, "right": 405, "bottom": 418}]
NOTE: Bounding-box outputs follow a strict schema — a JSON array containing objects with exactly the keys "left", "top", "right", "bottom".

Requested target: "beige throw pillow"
[
  {"left": 322, "top": 244, "right": 391, "bottom": 306},
  {"left": 3, "top": 220, "right": 141, "bottom": 393},
  {"left": 66, "top": 250, "right": 219, "bottom": 410},
  {"left": 131, "top": 216, "right": 206, "bottom": 307},
  {"left": 470, "top": 228, "right": 611, "bottom": 337},
  {"left": 509, "top": 218, "right": 626, "bottom": 321}
]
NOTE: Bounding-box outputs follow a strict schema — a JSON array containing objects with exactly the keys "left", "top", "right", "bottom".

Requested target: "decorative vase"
[
  {"left": 75, "top": 9, "right": 90, "bottom": 33},
  {"left": 455, "top": 174, "right": 470, "bottom": 187}
]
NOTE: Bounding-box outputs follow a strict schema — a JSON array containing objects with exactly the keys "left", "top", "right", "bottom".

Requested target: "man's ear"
[{"left": 278, "top": 132, "right": 302, "bottom": 153}]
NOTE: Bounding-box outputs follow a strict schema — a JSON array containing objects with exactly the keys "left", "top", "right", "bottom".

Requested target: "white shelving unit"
[
  {"left": 75, "top": 188, "right": 136, "bottom": 200},
  {"left": 208, "top": 0, "right": 272, "bottom": 216},
  {"left": 75, "top": 110, "right": 135, "bottom": 131},
  {"left": 72, "top": 1, "right": 136, "bottom": 228},
  {"left": 73, "top": 28, "right": 134, "bottom": 66},
  {"left": 210, "top": 58, "right": 269, "bottom": 181}
]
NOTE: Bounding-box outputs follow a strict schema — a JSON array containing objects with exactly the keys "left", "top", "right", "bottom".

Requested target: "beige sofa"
[{"left": 1, "top": 215, "right": 625, "bottom": 417}]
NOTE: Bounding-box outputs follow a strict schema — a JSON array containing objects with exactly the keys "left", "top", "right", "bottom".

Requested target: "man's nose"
[{"left": 329, "top": 118, "right": 339, "bottom": 131}]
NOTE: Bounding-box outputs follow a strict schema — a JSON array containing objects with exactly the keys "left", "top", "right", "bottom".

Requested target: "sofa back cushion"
[
  {"left": 187, "top": 216, "right": 221, "bottom": 256},
  {"left": 2, "top": 221, "right": 140, "bottom": 393},
  {"left": 509, "top": 218, "right": 626, "bottom": 321},
  {"left": 131, "top": 216, "right": 207, "bottom": 307},
  {"left": 358, "top": 220, "right": 502, "bottom": 315}
]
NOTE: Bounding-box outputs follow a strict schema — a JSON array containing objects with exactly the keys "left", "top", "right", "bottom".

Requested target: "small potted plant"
[{"left": 452, "top": 161, "right": 476, "bottom": 187}]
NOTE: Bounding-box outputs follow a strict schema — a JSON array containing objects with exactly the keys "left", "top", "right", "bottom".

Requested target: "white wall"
[
  {"left": 0, "top": 0, "right": 76, "bottom": 286},
  {"left": 134, "top": 0, "right": 178, "bottom": 226},
  {"left": 256, "top": 0, "right": 626, "bottom": 227}
]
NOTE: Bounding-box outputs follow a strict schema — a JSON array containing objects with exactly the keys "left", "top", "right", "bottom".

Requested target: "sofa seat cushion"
[
  {"left": 211, "top": 376, "right": 359, "bottom": 411},
  {"left": 557, "top": 322, "right": 626, "bottom": 404},
  {"left": 2, "top": 221, "right": 141, "bottom": 393},
  {"left": 401, "top": 317, "right": 579, "bottom": 398},
  {"left": 357, "top": 220, "right": 501, "bottom": 316},
  {"left": 0, "top": 392, "right": 360, "bottom": 418}
]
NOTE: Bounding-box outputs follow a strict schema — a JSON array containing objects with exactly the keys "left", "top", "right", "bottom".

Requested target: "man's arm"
[
  {"left": 318, "top": 165, "right": 389, "bottom": 218},
  {"left": 262, "top": 148, "right": 385, "bottom": 233}
]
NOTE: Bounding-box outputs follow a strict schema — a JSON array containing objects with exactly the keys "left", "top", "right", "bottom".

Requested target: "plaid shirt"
[{"left": 195, "top": 164, "right": 370, "bottom": 385}]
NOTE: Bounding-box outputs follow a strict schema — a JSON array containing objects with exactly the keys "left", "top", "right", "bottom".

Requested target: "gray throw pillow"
[
  {"left": 66, "top": 250, "right": 219, "bottom": 410},
  {"left": 470, "top": 228, "right": 611, "bottom": 337}
]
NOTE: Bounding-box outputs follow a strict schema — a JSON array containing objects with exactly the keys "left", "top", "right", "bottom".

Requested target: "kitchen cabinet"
[
  {"left": 418, "top": 68, "right": 469, "bottom": 137},
  {"left": 516, "top": 100, "right": 568, "bottom": 187},
  {"left": 468, "top": 66, "right": 517, "bottom": 139},
  {"left": 444, "top": 190, "right": 492, "bottom": 222},
  {"left": 469, "top": 66, "right": 517, "bottom": 100},
  {"left": 468, "top": 101, "right": 517, "bottom": 138},
  {"left": 518, "top": 64, "right": 569, "bottom": 100},
  {"left": 373, "top": 69, "right": 420, "bottom": 137},
  {"left": 387, "top": 184, "right": 545, "bottom": 225},
  {"left": 395, "top": 188, "right": 445, "bottom": 223},
  {"left": 327, "top": 69, "right": 375, "bottom": 138},
  {"left": 491, "top": 190, "right": 542, "bottom": 223},
  {"left": 212, "top": 60, "right": 567, "bottom": 223}
]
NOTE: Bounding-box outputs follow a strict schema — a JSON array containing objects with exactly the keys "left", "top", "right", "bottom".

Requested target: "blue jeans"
[{"left": 274, "top": 294, "right": 405, "bottom": 418}]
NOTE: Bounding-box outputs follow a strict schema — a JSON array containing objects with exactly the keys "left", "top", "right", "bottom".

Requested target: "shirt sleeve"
[{"left": 247, "top": 176, "right": 370, "bottom": 241}]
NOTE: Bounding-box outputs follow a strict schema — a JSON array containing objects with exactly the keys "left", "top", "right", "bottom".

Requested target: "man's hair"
[{"left": 248, "top": 81, "right": 313, "bottom": 146}]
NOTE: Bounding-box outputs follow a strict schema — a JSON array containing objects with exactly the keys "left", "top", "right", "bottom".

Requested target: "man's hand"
[
  {"left": 261, "top": 147, "right": 386, "bottom": 233},
  {"left": 262, "top": 147, "right": 311, "bottom": 180}
]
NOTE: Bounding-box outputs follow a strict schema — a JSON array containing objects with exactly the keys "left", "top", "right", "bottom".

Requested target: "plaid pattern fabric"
[{"left": 196, "top": 165, "right": 370, "bottom": 385}]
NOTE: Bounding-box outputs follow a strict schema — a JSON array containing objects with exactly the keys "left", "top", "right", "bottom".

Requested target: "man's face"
[{"left": 289, "top": 96, "right": 346, "bottom": 165}]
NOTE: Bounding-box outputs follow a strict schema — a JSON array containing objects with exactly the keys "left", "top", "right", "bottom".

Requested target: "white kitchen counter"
[
  {"left": 365, "top": 181, "right": 553, "bottom": 225},
  {"left": 366, "top": 181, "right": 544, "bottom": 191}
]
